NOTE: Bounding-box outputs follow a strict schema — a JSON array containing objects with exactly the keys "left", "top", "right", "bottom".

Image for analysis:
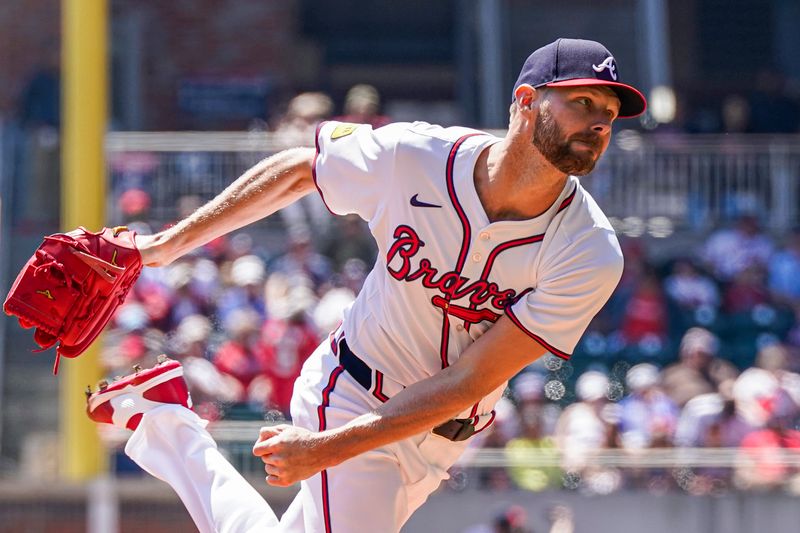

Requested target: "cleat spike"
[
  {"left": 133, "top": 364, "right": 142, "bottom": 374},
  {"left": 157, "top": 354, "right": 169, "bottom": 364}
]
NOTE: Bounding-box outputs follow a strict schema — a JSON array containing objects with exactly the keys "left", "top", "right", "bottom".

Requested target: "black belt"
[
  {"left": 337, "top": 338, "right": 476, "bottom": 442},
  {"left": 339, "top": 338, "right": 373, "bottom": 391}
]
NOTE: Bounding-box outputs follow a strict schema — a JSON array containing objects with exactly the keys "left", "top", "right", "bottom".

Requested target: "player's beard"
[{"left": 532, "top": 106, "right": 601, "bottom": 176}]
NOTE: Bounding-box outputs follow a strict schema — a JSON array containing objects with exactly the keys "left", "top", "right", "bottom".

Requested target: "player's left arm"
[{"left": 253, "top": 315, "right": 548, "bottom": 486}]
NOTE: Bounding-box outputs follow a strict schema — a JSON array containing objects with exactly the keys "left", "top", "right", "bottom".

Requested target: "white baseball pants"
[{"left": 124, "top": 341, "right": 468, "bottom": 532}]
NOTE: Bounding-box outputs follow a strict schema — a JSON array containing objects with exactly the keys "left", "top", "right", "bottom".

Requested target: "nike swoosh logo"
[{"left": 410, "top": 194, "right": 442, "bottom": 208}]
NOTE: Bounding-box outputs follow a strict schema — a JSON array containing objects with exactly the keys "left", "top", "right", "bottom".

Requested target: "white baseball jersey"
[
  {"left": 123, "top": 120, "right": 626, "bottom": 533},
  {"left": 313, "top": 120, "right": 624, "bottom": 419}
]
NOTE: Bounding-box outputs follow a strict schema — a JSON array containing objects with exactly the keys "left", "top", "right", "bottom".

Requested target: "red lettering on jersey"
[{"left": 386, "top": 225, "right": 523, "bottom": 324}]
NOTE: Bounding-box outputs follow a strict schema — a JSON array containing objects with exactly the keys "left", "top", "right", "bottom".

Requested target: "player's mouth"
[{"left": 569, "top": 136, "right": 602, "bottom": 155}]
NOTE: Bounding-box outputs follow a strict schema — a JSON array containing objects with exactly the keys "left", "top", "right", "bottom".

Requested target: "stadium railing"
[{"left": 105, "top": 131, "right": 800, "bottom": 233}]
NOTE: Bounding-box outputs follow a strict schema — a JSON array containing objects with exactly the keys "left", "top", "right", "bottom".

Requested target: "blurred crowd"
[
  {"left": 462, "top": 213, "right": 800, "bottom": 496},
  {"left": 101, "top": 86, "right": 800, "bottom": 495}
]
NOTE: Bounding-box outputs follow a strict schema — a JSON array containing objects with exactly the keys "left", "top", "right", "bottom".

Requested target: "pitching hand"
[{"left": 252, "top": 424, "right": 333, "bottom": 487}]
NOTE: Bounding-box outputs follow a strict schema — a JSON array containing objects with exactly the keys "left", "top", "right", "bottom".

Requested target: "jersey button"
[
  {"left": 472, "top": 252, "right": 482, "bottom": 262},
  {"left": 456, "top": 324, "right": 464, "bottom": 331},
  {"left": 479, "top": 232, "right": 490, "bottom": 240}
]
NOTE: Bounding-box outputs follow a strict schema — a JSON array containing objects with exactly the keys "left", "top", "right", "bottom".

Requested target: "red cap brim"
[{"left": 546, "top": 78, "right": 647, "bottom": 118}]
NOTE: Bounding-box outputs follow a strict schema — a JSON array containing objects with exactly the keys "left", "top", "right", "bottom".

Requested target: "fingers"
[
  {"left": 260, "top": 453, "right": 283, "bottom": 466},
  {"left": 264, "top": 462, "right": 280, "bottom": 477},
  {"left": 253, "top": 425, "right": 289, "bottom": 456},
  {"left": 264, "top": 464, "right": 293, "bottom": 487},
  {"left": 265, "top": 474, "right": 291, "bottom": 487},
  {"left": 252, "top": 439, "right": 274, "bottom": 457},
  {"left": 258, "top": 424, "right": 289, "bottom": 440}
]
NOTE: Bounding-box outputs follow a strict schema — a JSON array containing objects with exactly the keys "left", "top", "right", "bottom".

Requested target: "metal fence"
[
  {"left": 591, "top": 133, "right": 800, "bottom": 236},
  {"left": 105, "top": 131, "right": 800, "bottom": 234}
]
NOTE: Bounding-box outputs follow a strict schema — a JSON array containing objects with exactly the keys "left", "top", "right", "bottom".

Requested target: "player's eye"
[{"left": 576, "top": 97, "right": 591, "bottom": 108}]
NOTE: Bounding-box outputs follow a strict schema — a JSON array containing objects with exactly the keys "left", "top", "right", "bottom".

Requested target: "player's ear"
[{"left": 513, "top": 84, "right": 538, "bottom": 113}]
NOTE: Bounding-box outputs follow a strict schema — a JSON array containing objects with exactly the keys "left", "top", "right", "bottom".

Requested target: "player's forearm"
[
  {"left": 322, "top": 317, "right": 548, "bottom": 467},
  {"left": 137, "top": 147, "right": 316, "bottom": 265},
  {"left": 324, "top": 363, "right": 484, "bottom": 465}
]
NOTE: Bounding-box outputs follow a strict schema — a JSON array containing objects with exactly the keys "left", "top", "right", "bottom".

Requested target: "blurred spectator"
[
  {"left": 703, "top": 215, "right": 774, "bottom": 282},
  {"left": 504, "top": 373, "right": 561, "bottom": 492},
  {"left": 768, "top": 227, "right": 800, "bottom": 307},
  {"left": 736, "top": 419, "right": 800, "bottom": 490},
  {"left": 321, "top": 214, "right": 378, "bottom": 269},
  {"left": 271, "top": 228, "right": 333, "bottom": 292},
  {"left": 103, "top": 302, "right": 157, "bottom": 375},
  {"left": 603, "top": 239, "right": 647, "bottom": 329},
  {"left": 174, "top": 316, "right": 242, "bottom": 420},
  {"left": 555, "top": 371, "right": 622, "bottom": 494},
  {"left": 619, "top": 270, "right": 669, "bottom": 344},
  {"left": 505, "top": 413, "right": 560, "bottom": 492},
  {"left": 754, "top": 343, "right": 800, "bottom": 419},
  {"left": 212, "top": 308, "right": 265, "bottom": 400},
  {"left": 274, "top": 91, "right": 333, "bottom": 147},
  {"left": 512, "top": 372, "right": 561, "bottom": 436},
  {"left": 663, "top": 258, "right": 720, "bottom": 311},
  {"left": 165, "top": 261, "right": 213, "bottom": 329},
  {"left": 181, "top": 355, "right": 243, "bottom": 421},
  {"left": 723, "top": 265, "right": 771, "bottom": 314},
  {"left": 314, "top": 286, "right": 356, "bottom": 335},
  {"left": 677, "top": 369, "right": 779, "bottom": 450},
  {"left": 333, "top": 84, "right": 391, "bottom": 129},
  {"left": 731, "top": 367, "right": 800, "bottom": 490},
  {"left": 259, "top": 284, "right": 320, "bottom": 415},
  {"left": 616, "top": 364, "right": 678, "bottom": 489},
  {"left": 108, "top": 152, "right": 159, "bottom": 225},
  {"left": 170, "top": 314, "right": 214, "bottom": 360},
  {"left": 338, "top": 258, "right": 370, "bottom": 295},
  {"left": 217, "top": 254, "right": 267, "bottom": 323},
  {"left": 673, "top": 370, "right": 786, "bottom": 493},
  {"left": 133, "top": 278, "right": 173, "bottom": 331},
  {"left": 662, "top": 328, "right": 738, "bottom": 407},
  {"left": 118, "top": 188, "right": 152, "bottom": 223},
  {"left": 618, "top": 364, "right": 678, "bottom": 449}
]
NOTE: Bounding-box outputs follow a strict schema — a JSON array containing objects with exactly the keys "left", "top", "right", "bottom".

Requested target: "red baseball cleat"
[{"left": 86, "top": 355, "right": 192, "bottom": 430}]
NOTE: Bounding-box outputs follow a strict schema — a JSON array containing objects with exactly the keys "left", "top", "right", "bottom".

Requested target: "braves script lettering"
[{"left": 386, "top": 225, "right": 518, "bottom": 323}]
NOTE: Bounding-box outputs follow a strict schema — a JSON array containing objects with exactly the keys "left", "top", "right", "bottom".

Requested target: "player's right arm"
[{"left": 135, "top": 147, "right": 316, "bottom": 267}]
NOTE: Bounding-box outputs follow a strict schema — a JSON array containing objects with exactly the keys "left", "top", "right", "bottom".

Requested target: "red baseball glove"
[{"left": 4, "top": 226, "right": 143, "bottom": 374}]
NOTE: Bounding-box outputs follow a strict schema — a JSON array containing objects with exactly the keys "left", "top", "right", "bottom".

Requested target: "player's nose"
[{"left": 591, "top": 119, "right": 612, "bottom": 136}]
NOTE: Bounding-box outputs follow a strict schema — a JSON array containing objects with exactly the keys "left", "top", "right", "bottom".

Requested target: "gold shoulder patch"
[{"left": 331, "top": 123, "right": 359, "bottom": 139}]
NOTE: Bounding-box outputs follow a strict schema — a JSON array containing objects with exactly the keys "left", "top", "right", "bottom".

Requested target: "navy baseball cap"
[{"left": 513, "top": 38, "right": 647, "bottom": 118}]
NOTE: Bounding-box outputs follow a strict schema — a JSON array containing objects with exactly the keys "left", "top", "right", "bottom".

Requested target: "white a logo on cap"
[{"left": 592, "top": 56, "right": 617, "bottom": 80}]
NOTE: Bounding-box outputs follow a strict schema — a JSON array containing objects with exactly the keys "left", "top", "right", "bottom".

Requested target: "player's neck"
[{"left": 474, "top": 141, "right": 568, "bottom": 223}]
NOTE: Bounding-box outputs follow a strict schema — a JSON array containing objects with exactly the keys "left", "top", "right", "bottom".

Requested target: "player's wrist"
[{"left": 135, "top": 232, "right": 177, "bottom": 267}]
